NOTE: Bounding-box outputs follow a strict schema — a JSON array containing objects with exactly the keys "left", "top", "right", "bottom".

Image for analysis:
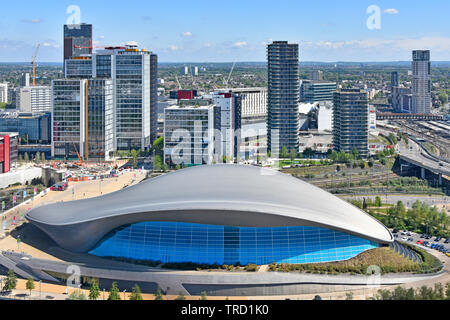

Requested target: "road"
[
  {"left": 398, "top": 136, "right": 450, "bottom": 176},
  {"left": 340, "top": 194, "right": 450, "bottom": 210}
]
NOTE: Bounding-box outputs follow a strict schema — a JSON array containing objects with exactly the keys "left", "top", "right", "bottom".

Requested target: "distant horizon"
[
  {"left": 0, "top": 0, "right": 449, "bottom": 62},
  {"left": 2, "top": 60, "right": 450, "bottom": 66}
]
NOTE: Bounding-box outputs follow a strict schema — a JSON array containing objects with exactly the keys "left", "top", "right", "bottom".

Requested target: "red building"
[{"left": 0, "top": 133, "right": 19, "bottom": 174}]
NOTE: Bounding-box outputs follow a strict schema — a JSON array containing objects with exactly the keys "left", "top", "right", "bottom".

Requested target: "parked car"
[
  {"left": 401, "top": 231, "right": 407, "bottom": 236},
  {"left": 401, "top": 237, "right": 408, "bottom": 241},
  {"left": 435, "top": 236, "right": 442, "bottom": 242},
  {"left": 393, "top": 229, "right": 399, "bottom": 234},
  {"left": 431, "top": 243, "right": 438, "bottom": 249},
  {"left": 444, "top": 238, "right": 450, "bottom": 244},
  {"left": 50, "top": 182, "right": 68, "bottom": 191},
  {"left": 394, "top": 234, "right": 399, "bottom": 238},
  {"left": 406, "top": 232, "right": 412, "bottom": 236},
  {"left": 420, "top": 234, "right": 425, "bottom": 239},
  {"left": 407, "top": 238, "right": 414, "bottom": 242},
  {"left": 416, "top": 240, "right": 423, "bottom": 245}
]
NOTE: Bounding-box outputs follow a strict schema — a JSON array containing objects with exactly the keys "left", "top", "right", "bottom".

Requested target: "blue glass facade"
[{"left": 89, "top": 222, "right": 379, "bottom": 265}]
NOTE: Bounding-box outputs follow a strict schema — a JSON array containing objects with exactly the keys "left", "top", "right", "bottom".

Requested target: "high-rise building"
[
  {"left": 63, "top": 23, "right": 93, "bottom": 61},
  {"left": 65, "top": 57, "right": 93, "bottom": 78},
  {"left": 300, "top": 80, "right": 337, "bottom": 103},
  {"left": 93, "top": 47, "right": 157, "bottom": 150},
  {"left": 20, "top": 73, "right": 30, "bottom": 87},
  {"left": 391, "top": 72, "right": 399, "bottom": 88},
  {"left": 0, "top": 83, "right": 8, "bottom": 103},
  {"left": 212, "top": 92, "right": 242, "bottom": 162},
  {"left": 191, "top": 66, "right": 199, "bottom": 76},
  {"left": 164, "top": 104, "right": 220, "bottom": 166},
  {"left": 181, "top": 66, "right": 189, "bottom": 75},
  {"left": 310, "top": 70, "right": 324, "bottom": 81},
  {"left": 64, "top": 45, "right": 158, "bottom": 150},
  {"left": 221, "top": 88, "right": 267, "bottom": 119},
  {"left": 333, "top": 89, "right": 369, "bottom": 158},
  {"left": 267, "top": 41, "right": 300, "bottom": 154},
  {"left": 412, "top": 50, "right": 431, "bottom": 114},
  {"left": 52, "top": 79, "right": 114, "bottom": 161},
  {"left": 392, "top": 86, "right": 413, "bottom": 113},
  {"left": 16, "top": 86, "right": 52, "bottom": 113}
]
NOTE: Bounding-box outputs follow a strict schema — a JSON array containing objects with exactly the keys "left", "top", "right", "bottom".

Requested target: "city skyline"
[{"left": 0, "top": 0, "right": 449, "bottom": 62}]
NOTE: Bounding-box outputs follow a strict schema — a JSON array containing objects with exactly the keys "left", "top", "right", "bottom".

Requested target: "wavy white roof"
[{"left": 27, "top": 165, "right": 393, "bottom": 252}]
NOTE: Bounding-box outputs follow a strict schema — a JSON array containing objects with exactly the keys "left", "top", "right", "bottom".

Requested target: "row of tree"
[
  {"left": 18, "top": 152, "right": 46, "bottom": 163},
  {"left": 1, "top": 270, "right": 209, "bottom": 301},
  {"left": 371, "top": 282, "right": 450, "bottom": 300}
]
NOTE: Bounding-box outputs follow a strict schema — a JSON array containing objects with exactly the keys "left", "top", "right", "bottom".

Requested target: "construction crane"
[
  {"left": 223, "top": 61, "right": 236, "bottom": 88},
  {"left": 175, "top": 74, "right": 182, "bottom": 90},
  {"left": 31, "top": 43, "right": 40, "bottom": 86}
]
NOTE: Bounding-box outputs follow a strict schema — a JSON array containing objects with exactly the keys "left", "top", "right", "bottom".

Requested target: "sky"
[{"left": 0, "top": 0, "right": 449, "bottom": 63}]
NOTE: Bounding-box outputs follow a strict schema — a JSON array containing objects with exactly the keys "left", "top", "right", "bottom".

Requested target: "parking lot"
[{"left": 391, "top": 228, "right": 450, "bottom": 256}]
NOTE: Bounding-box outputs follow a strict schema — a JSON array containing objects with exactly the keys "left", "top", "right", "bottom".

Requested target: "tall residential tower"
[
  {"left": 267, "top": 41, "right": 299, "bottom": 154},
  {"left": 333, "top": 89, "right": 369, "bottom": 158},
  {"left": 412, "top": 50, "right": 431, "bottom": 114}
]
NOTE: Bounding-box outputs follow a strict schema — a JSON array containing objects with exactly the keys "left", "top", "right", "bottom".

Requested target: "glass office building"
[
  {"left": 300, "top": 81, "right": 337, "bottom": 103},
  {"left": 90, "top": 221, "right": 379, "bottom": 265},
  {"left": 52, "top": 79, "right": 114, "bottom": 160},
  {"left": 87, "top": 79, "right": 114, "bottom": 160},
  {"left": 0, "top": 112, "right": 51, "bottom": 144},
  {"left": 64, "top": 24, "right": 93, "bottom": 61}
]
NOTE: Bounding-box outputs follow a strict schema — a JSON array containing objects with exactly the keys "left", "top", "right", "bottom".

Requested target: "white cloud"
[
  {"left": 169, "top": 45, "right": 179, "bottom": 51},
  {"left": 300, "top": 36, "right": 450, "bottom": 61},
  {"left": 384, "top": 8, "right": 399, "bottom": 14},
  {"left": 22, "top": 19, "right": 43, "bottom": 24},
  {"left": 98, "top": 35, "right": 105, "bottom": 40},
  {"left": 233, "top": 41, "right": 247, "bottom": 48},
  {"left": 181, "top": 32, "right": 193, "bottom": 38}
]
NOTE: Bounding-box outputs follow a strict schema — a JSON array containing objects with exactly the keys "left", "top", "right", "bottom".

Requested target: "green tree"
[
  {"left": 2, "top": 270, "right": 17, "bottom": 292},
  {"left": 175, "top": 292, "right": 186, "bottom": 300},
  {"left": 26, "top": 277, "right": 35, "bottom": 297},
  {"left": 129, "top": 284, "right": 143, "bottom": 300},
  {"left": 152, "top": 137, "right": 164, "bottom": 157},
  {"left": 35, "top": 152, "right": 41, "bottom": 163},
  {"left": 345, "top": 292, "right": 354, "bottom": 300},
  {"left": 154, "top": 155, "right": 163, "bottom": 171},
  {"left": 289, "top": 149, "right": 298, "bottom": 161},
  {"left": 108, "top": 282, "right": 121, "bottom": 300},
  {"left": 154, "top": 286, "right": 164, "bottom": 300},
  {"left": 375, "top": 196, "right": 382, "bottom": 207},
  {"left": 438, "top": 92, "right": 448, "bottom": 105},
  {"left": 200, "top": 291, "right": 208, "bottom": 300},
  {"left": 280, "top": 147, "right": 289, "bottom": 159},
  {"left": 24, "top": 152, "right": 29, "bottom": 162},
  {"left": 69, "top": 289, "right": 87, "bottom": 300},
  {"left": 351, "top": 147, "right": 359, "bottom": 160},
  {"left": 88, "top": 279, "right": 100, "bottom": 300}
]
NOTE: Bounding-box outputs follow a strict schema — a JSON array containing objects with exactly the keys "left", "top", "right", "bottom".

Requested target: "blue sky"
[{"left": 1, "top": 0, "right": 449, "bottom": 62}]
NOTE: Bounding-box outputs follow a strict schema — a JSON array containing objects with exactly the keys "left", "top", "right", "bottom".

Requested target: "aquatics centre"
[{"left": 26, "top": 165, "right": 394, "bottom": 266}]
